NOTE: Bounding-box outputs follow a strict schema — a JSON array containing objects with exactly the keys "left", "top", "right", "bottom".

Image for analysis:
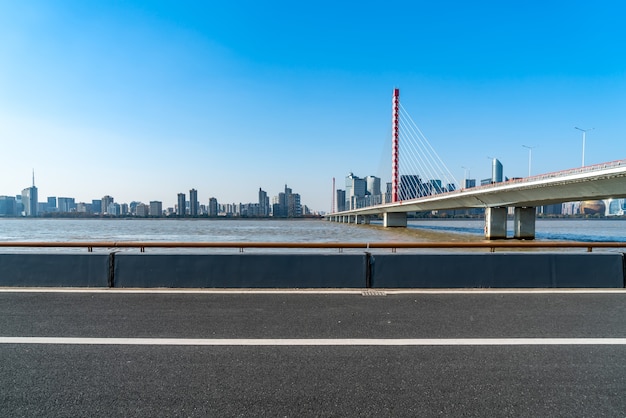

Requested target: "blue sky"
[{"left": 1, "top": 1, "right": 625, "bottom": 212}]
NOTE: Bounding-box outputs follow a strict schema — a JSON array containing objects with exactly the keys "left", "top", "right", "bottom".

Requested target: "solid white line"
[
  {"left": 1, "top": 288, "right": 625, "bottom": 295},
  {"left": 1, "top": 337, "right": 626, "bottom": 346}
]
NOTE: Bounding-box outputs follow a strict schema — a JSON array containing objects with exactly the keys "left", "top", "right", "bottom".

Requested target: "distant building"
[
  {"left": 136, "top": 203, "right": 149, "bottom": 217},
  {"left": 541, "top": 203, "right": 563, "bottom": 215},
  {"left": 76, "top": 202, "right": 92, "bottom": 214},
  {"left": 57, "top": 197, "right": 76, "bottom": 213},
  {"left": 47, "top": 197, "right": 57, "bottom": 212},
  {"left": 258, "top": 188, "right": 270, "bottom": 216},
  {"left": 208, "top": 197, "right": 218, "bottom": 217},
  {"left": 149, "top": 201, "right": 162, "bottom": 217},
  {"left": 336, "top": 189, "right": 346, "bottom": 212},
  {"left": 22, "top": 185, "right": 38, "bottom": 217},
  {"left": 399, "top": 175, "right": 422, "bottom": 200},
  {"left": 107, "top": 202, "right": 121, "bottom": 216},
  {"left": 91, "top": 199, "right": 102, "bottom": 214},
  {"left": 0, "top": 196, "right": 17, "bottom": 217},
  {"left": 464, "top": 179, "right": 476, "bottom": 188},
  {"left": 189, "top": 189, "right": 198, "bottom": 216},
  {"left": 101, "top": 196, "right": 114, "bottom": 215},
  {"left": 345, "top": 173, "right": 366, "bottom": 209},
  {"left": 177, "top": 193, "right": 186, "bottom": 217},
  {"left": 491, "top": 158, "right": 503, "bottom": 183}
]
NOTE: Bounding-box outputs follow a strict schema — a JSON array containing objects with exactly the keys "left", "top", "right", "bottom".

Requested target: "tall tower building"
[
  {"left": 208, "top": 197, "right": 218, "bottom": 217},
  {"left": 21, "top": 171, "right": 38, "bottom": 217},
  {"left": 189, "top": 189, "right": 198, "bottom": 217},
  {"left": 177, "top": 193, "right": 186, "bottom": 217},
  {"left": 492, "top": 158, "right": 503, "bottom": 183},
  {"left": 258, "top": 188, "right": 269, "bottom": 217}
]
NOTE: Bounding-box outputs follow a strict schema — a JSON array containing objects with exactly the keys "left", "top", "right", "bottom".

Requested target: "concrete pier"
[
  {"left": 514, "top": 207, "right": 536, "bottom": 240},
  {"left": 383, "top": 212, "right": 407, "bottom": 227},
  {"left": 485, "top": 207, "right": 507, "bottom": 239}
]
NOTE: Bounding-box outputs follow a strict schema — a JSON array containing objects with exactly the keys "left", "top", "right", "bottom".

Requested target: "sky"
[{"left": 1, "top": 1, "right": 625, "bottom": 212}]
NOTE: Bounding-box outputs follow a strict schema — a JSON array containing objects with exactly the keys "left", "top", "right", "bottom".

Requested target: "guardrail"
[{"left": 1, "top": 241, "right": 626, "bottom": 253}]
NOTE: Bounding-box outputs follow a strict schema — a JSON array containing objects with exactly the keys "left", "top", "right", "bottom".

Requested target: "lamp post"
[
  {"left": 575, "top": 127, "right": 594, "bottom": 167},
  {"left": 461, "top": 166, "right": 470, "bottom": 188},
  {"left": 522, "top": 145, "right": 536, "bottom": 177}
]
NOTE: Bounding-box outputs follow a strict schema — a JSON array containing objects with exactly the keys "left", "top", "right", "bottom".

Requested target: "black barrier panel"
[
  {"left": 114, "top": 253, "right": 367, "bottom": 288},
  {"left": 371, "top": 253, "right": 625, "bottom": 288},
  {"left": 0, "top": 253, "right": 110, "bottom": 287}
]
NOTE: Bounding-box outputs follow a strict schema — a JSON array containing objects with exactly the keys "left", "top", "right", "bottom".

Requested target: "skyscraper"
[
  {"left": 258, "top": 188, "right": 269, "bottom": 217},
  {"left": 21, "top": 171, "right": 38, "bottom": 217},
  {"left": 492, "top": 158, "right": 503, "bottom": 183},
  {"left": 345, "top": 173, "right": 366, "bottom": 209},
  {"left": 177, "top": 193, "right": 186, "bottom": 217},
  {"left": 208, "top": 197, "right": 218, "bottom": 217},
  {"left": 189, "top": 189, "right": 198, "bottom": 217}
]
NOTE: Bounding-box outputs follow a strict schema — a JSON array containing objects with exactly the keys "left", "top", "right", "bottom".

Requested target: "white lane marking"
[
  {"left": 1, "top": 288, "right": 626, "bottom": 295},
  {"left": 1, "top": 337, "right": 626, "bottom": 346}
]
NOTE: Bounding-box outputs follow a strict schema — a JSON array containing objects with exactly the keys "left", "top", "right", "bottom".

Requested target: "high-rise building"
[
  {"left": 57, "top": 197, "right": 76, "bottom": 213},
  {"left": 0, "top": 196, "right": 17, "bottom": 217},
  {"left": 91, "top": 199, "right": 102, "bottom": 214},
  {"left": 47, "top": 197, "right": 57, "bottom": 212},
  {"left": 345, "top": 173, "right": 366, "bottom": 209},
  {"left": 287, "top": 192, "right": 301, "bottom": 217},
  {"left": 101, "top": 195, "right": 114, "bottom": 214},
  {"left": 399, "top": 175, "right": 422, "bottom": 200},
  {"left": 336, "top": 189, "right": 346, "bottom": 212},
  {"left": 136, "top": 203, "right": 149, "bottom": 217},
  {"left": 189, "top": 189, "right": 198, "bottom": 216},
  {"left": 21, "top": 172, "right": 38, "bottom": 217},
  {"left": 177, "top": 193, "right": 186, "bottom": 217},
  {"left": 492, "top": 158, "right": 503, "bottom": 183},
  {"left": 149, "top": 201, "right": 163, "bottom": 217},
  {"left": 208, "top": 197, "right": 218, "bottom": 217},
  {"left": 258, "top": 188, "right": 270, "bottom": 217},
  {"left": 108, "top": 202, "right": 121, "bottom": 216},
  {"left": 464, "top": 179, "right": 476, "bottom": 188}
]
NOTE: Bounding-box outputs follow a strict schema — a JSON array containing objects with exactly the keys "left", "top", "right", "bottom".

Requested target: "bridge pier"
[
  {"left": 485, "top": 207, "right": 507, "bottom": 240},
  {"left": 514, "top": 207, "right": 536, "bottom": 240},
  {"left": 384, "top": 212, "right": 407, "bottom": 227}
]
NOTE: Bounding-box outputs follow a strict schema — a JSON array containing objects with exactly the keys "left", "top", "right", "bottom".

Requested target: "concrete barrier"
[
  {"left": 113, "top": 253, "right": 367, "bottom": 288},
  {"left": 370, "top": 253, "right": 625, "bottom": 288},
  {"left": 0, "top": 253, "right": 110, "bottom": 287},
  {"left": 0, "top": 252, "right": 623, "bottom": 288}
]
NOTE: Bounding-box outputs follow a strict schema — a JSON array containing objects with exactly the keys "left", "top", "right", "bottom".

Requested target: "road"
[{"left": 1, "top": 289, "right": 625, "bottom": 417}]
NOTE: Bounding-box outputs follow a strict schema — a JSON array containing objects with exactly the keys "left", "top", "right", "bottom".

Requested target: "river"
[{"left": 0, "top": 218, "right": 625, "bottom": 244}]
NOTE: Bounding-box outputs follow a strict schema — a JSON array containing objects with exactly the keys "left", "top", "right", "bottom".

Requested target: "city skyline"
[
  {"left": 1, "top": 2, "right": 625, "bottom": 212},
  {"left": 0, "top": 177, "right": 313, "bottom": 217}
]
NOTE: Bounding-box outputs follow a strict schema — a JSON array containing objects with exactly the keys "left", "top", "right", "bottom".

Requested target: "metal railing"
[{"left": 1, "top": 241, "right": 625, "bottom": 253}]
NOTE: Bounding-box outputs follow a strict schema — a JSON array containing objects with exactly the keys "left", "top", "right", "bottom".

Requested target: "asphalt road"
[{"left": 1, "top": 289, "right": 625, "bottom": 417}]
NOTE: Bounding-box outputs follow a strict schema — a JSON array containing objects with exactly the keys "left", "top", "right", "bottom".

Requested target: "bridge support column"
[
  {"left": 363, "top": 215, "right": 371, "bottom": 225},
  {"left": 485, "top": 207, "right": 507, "bottom": 240},
  {"left": 354, "top": 215, "right": 360, "bottom": 224},
  {"left": 514, "top": 207, "right": 536, "bottom": 240},
  {"left": 383, "top": 212, "right": 407, "bottom": 227}
]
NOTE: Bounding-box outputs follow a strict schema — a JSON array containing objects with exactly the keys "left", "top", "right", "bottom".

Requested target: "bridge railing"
[{"left": 1, "top": 241, "right": 625, "bottom": 253}]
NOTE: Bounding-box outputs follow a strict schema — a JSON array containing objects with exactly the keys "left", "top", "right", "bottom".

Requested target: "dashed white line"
[{"left": 1, "top": 337, "right": 626, "bottom": 346}]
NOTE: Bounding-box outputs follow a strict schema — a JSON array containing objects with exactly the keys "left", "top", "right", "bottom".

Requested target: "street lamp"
[
  {"left": 461, "top": 166, "right": 470, "bottom": 188},
  {"left": 522, "top": 145, "right": 536, "bottom": 177},
  {"left": 575, "top": 127, "right": 594, "bottom": 167}
]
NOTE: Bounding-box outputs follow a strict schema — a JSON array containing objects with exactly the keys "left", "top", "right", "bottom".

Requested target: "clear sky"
[{"left": 1, "top": 1, "right": 625, "bottom": 212}]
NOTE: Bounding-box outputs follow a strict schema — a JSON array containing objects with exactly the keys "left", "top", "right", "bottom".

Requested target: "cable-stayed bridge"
[{"left": 328, "top": 89, "right": 626, "bottom": 239}]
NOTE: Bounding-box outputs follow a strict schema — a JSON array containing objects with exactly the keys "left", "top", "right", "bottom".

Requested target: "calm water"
[{"left": 0, "top": 218, "right": 625, "bottom": 244}]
